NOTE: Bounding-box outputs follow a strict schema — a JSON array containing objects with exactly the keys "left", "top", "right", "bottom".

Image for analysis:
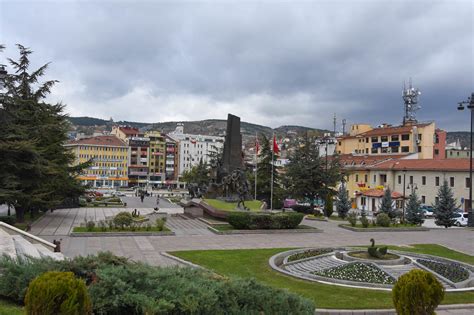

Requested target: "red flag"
[
  {"left": 273, "top": 135, "right": 280, "bottom": 154},
  {"left": 255, "top": 136, "right": 260, "bottom": 154}
]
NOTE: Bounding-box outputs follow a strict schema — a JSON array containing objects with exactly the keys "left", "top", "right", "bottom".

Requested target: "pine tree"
[
  {"left": 335, "top": 184, "right": 351, "bottom": 219},
  {"left": 380, "top": 188, "right": 396, "bottom": 219},
  {"left": 434, "top": 180, "right": 458, "bottom": 228},
  {"left": 0, "top": 45, "right": 87, "bottom": 221},
  {"left": 405, "top": 190, "right": 424, "bottom": 225}
]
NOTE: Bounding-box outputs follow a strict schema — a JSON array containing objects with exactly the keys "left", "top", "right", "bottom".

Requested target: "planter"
[
  {"left": 207, "top": 226, "right": 322, "bottom": 235},
  {"left": 70, "top": 231, "right": 175, "bottom": 237}
]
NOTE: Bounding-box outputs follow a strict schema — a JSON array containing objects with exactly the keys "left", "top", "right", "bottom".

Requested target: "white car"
[{"left": 453, "top": 212, "right": 468, "bottom": 227}]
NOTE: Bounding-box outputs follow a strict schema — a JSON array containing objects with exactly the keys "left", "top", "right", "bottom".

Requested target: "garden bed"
[
  {"left": 347, "top": 251, "right": 400, "bottom": 261},
  {"left": 305, "top": 215, "right": 328, "bottom": 221},
  {"left": 202, "top": 199, "right": 262, "bottom": 211},
  {"left": 71, "top": 226, "right": 173, "bottom": 237},
  {"left": 207, "top": 224, "right": 322, "bottom": 235},
  {"left": 313, "top": 262, "right": 396, "bottom": 285},
  {"left": 339, "top": 224, "right": 429, "bottom": 232},
  {"left": 287, "top": 248, "right": 334, "bottom": 262},
  {"left": 417, "top": 259, "right": 470, "bottom": 283}
]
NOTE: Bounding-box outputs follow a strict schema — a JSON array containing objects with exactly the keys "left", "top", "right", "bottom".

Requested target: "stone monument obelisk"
[{"left": 219, "top": 114, "right": 243, "bottom": 181}]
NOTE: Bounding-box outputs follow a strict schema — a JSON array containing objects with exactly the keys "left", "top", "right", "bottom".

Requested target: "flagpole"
[
  {"left": 271, "top": 133, "right": 274, "bottom": 210},
  {"left": 255, "top": 133, "right": 258, "bottom": 201}
]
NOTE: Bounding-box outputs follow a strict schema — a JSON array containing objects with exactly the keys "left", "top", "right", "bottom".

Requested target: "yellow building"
[
  {"left": 336, "top": 122, "right": 445, "bottom": 159},
  {"left": 145, "top": 131, "right": 166, "bottom": 187},
  {"left": 65, "top": 136, "right": 129, "bottom": 188}
]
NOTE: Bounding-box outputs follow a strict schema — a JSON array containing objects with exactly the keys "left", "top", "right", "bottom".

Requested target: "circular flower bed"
[
  {"left": 313, "top": 262, "right": 395, "bottom": 285},
  {"left": 417, "top": 259, "right": 470, "bottom": 283},
  {"left": 287, "top": 248, "right": 334, "bottom": 262},
  {"left": 347, "top": 251, "right": 400, "bottom": 261}
]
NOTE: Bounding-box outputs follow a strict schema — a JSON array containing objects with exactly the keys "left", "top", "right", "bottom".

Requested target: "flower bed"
[
  {"left": 287, "top": 248, "right": 334, "bottom": 262},
  {"left": 313, "top": 262, "right": 395, "bottom": 284},
  {"left": 416, "top": 259, "right": 470, "bottom": 283}
]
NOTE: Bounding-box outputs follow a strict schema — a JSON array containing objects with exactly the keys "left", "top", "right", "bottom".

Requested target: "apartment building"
[
  {"left": 65, "top": 136, "right": 129, "bottom": 188},
  {"left": 128, "top": 137, "right": 150, "bottom": 187},
  {"left": 336, "top": 122, "right": 446, "bottom": 159},
  {"left": 111, "top": 125, "right": 139, "bottom": 142},
  {"left": 144, "top": 131, "right": 166, "bottom": 187},
  {"left": 168, "top": 123, "right": 224, "bottom": 176},
  {"left": 164, "top": 135, "right": 179, "bottom": 184}
]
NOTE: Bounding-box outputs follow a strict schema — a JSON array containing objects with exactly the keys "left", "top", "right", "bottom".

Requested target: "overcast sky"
[{"left": 1, "top": 0, "right": 472, "bottom": 131}]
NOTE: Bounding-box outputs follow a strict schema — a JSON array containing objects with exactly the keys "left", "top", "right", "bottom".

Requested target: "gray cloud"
[{"left": 0, "top": 0, "right": 472, "bottom": 131}]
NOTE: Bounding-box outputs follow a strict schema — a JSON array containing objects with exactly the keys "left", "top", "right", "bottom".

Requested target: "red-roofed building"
[
  {"left": 65, "top": 135, "right": 129, "bottom": 187},
  {"left": 355, "top": 188, "right": 404, "bottom": 213},
  {"left": 111, "top": 126, "right": 140, "bottom": 142}
]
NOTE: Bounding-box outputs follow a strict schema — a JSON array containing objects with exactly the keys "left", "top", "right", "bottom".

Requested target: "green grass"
[
  {"left": 211, "top": 224, "right": 317, "bottom": 232},
  {"left": 170, "top": 244, "right": 474, "bottom": 309},
  {"left": 203, "top": 199, "right": 262, "bottom": 211},
  {"left": 0, "top": 299, "right": 23, "bottom": 315},
  {"left": 344, "top": 223, "right": 422, "bottom": 229},
  {"left": 72, "top": 226, "right": 170, "bottom": 233}
]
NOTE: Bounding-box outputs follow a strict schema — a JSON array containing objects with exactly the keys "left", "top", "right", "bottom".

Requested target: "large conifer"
[
  {"left": 405, "top": 190, "right": 424, "bottom": 225},
  {"left": 335, "top": 183, "right": 351, "bottom": 219},
  {"left": 380, "top": 188, "right": 396, "bottom": 219},
  {"left": 434, "top": 180, "right": 458, "bottom": 228}
]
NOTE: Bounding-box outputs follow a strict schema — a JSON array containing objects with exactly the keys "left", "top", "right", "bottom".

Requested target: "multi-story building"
[
  {"left": 128, "top": 137, "right": 150, "bottom": 187},
  {"left": 168, "top": 123, "right": 224, "bottom": 176},
  {"left": 145, "top": 131, "right": 166, "bottom": 187},
  {"left": 65, "top": 136, "right": 129, "bottom": 188},
  {"left": 111, "top": 126, "right": 139, "bottom": 142},
  {"left": 336, "top": 122, "right": 446, "bottom": 159},
  {"left": 164, "top": 135, "right": 179, "bottom": 184},
  {"left": 446, "top": 148, "right": 472, "bottom": 159}
]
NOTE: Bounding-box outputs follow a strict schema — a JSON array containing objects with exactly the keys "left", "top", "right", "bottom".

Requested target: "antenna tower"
[{"left": 402, "top": 78, "right": 421, "bottom": 125}]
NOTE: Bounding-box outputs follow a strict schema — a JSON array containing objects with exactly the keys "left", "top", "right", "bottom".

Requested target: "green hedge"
[
  {"left": 228, "top": 212, "right": 304, "bottom": 230},
  {"left": 0, "top": 253, "right": 314, "bottom": 315},
  {"left": 0, "top": 216, "right": 16, "bottom": 225}
]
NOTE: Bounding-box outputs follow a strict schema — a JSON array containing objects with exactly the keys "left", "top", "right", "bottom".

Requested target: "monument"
[{"left": 219, "top": 114, "right": 243, "bottom": 181}]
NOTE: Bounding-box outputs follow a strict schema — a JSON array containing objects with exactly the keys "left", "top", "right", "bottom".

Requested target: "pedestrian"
[
  {"left": 260, "top": 200, "right": 268, "bottom": 211},
  {"left": 156, "top": 195, "right": 160, "bottom": 206},
  {"left": 140, "top": 193, "right": 144, "bottom": 203}
]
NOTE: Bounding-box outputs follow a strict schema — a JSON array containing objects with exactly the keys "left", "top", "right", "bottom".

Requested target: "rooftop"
[
  {"left": 371, "top": 158, "right": 470, "bottom": 172},
  {"left": 67, "top": 135, "right": 127, "bottom": 147},
  {"left": 358, "top": 188, "right": 404, "bottom": 199}
]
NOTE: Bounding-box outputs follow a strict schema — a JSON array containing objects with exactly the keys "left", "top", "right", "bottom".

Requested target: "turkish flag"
[{"left": 273, "top": 135, "right": 280, "bottom": 154}]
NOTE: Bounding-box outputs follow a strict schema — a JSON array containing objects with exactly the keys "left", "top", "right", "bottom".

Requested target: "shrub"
[
  {"left": 107, "top": 197, "right": 121, "bottom": 203},
  {"left": 0, "top": 215, "right": 16, "bottom": 225},
  {"left": 360, "top": 215, "right": 369, "bottom": 228},
  {"left": 86, "top": 220, "right": 95, "bottom": 232},
  {"left": 291, "top": 205, "right": 313, "bottom": 214},
  {"left": 25, "top": 271, "right": 92, "bottom": 315},
  {"left": 155, "top": 218, "right": 165, "bottom": 231},
  {"left": 113, "top": 212, "right": 133, "bottom": 229},
  {"left": 78, "top": 198, "right": 87, "bottom": 207},
  {"left": 97, "top": 220, "right": 107, "bottom": 232},
  {"left": 392, "top": 269, "right": 444, "bottom": 315},
  {"left": 324, "top": 194, "right": 334, "bottom": 217},
  {"left": 228, "top": 212, "right": 304, "bottom": 229},
  {"left": 95, "top": 196, "right": 104, "bottom": 201},
  {"left": 347, "top": 212, "right": 357, "bottom": 227},
  {"left": 376, "top": 213, "right": 391, "bottom": 227}
]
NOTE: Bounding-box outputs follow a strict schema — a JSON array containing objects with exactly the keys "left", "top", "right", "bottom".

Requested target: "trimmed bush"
[
  {"left": 360, "top": 215, "right": 369, "bottom": 228},
  {"left": 291, "top": 205, "right": 313, "bottom": 214},
  {"left": 113, "top": 212, "right": 133, "bottom": 229},
  {"left": 228, "top": 212, "right": 304, "bottom": 229},
  {"left": 376, "top": 213, "right": 391, "bottom": 227},
  {"left": 347, "top": 212, "right": 357, "bottom": 227},
  {"left": 0, "top": 215, "right": 16, "bottom": 225},
  {"left": 155, "top": 218, "right": 165, "bottom": 231},
  {"left": 25, "top": 271, "right": 92, "bottom": 315},
  {"left": 393, "top": 269, "right": 444, "bottom": 315}
]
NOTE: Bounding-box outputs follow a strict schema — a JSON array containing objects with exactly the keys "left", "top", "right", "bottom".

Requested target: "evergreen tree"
[
  {"left": 380, "top": 188, "right": 396, "bottom": 219},
  {"left": 285, "top": 135, "right": 343, "bottom": 209},
  {"left": 434, "top": 180, "right": 458, "bottom": 228},
  {"left": 335, "top": 184, "right": 351, "bottom": 219},
  {"left": 181, "top": 159, "right": 209, "bottom": 187},
  {"left": 405, "top": 190, "right": 424, "bottom": 225},
  {"left": 256, "top": 134, "right": 283, "bottom": 208},
  {"left": 0, "top": 45, "right": 87, "bottom": 222}
]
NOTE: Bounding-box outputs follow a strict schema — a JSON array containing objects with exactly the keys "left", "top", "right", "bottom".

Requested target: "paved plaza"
[{"left": 30, "top": 204, "right": 474, "bottom": 267}]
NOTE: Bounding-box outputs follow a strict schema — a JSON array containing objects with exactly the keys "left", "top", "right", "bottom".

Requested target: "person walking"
[
  {"left": 140, "top": 192, "right": 144, "bottom": 203},
  {"left": 156, "top": 195, "right": 160, "bottom": 206}
]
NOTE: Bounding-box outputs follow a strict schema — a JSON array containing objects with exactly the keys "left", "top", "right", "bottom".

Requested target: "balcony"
[{"left": 129, "top": 171, "right": 148, "bottom": 176}]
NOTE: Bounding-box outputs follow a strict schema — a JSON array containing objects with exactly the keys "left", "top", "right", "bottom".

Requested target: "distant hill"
[
  {"left": 446, "top": 131, "right": 470, "bottom": 149},
  {"left": 67, "top": 116, "right": 329, "bottom": 142}
]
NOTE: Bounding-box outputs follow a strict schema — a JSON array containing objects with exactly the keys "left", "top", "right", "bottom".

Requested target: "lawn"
[
  {"left": 0, "top": 299, "right": 23, "bottom": 315},
  {"left": 171, "top": 244, "right": 474, "bottom": 309},
  {"left": 343, "top": 223, "right": 423, "bottom": 229},
  {"left": 72, "top": 226, "right": 170, "bottom": 233},
  {"left": 210, "top": 224, "right": 318, "bottom": 232},
  {"left": 203, "top": 199, "right": 262, "bottom": 211}
]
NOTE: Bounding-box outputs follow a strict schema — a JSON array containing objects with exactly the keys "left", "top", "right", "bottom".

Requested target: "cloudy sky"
[{"left": 0, "top": 0, "right": 472, "bottom": 131}]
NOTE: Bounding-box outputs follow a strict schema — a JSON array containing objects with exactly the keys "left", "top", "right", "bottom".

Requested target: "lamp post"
[
  {"left": 457, "top": 93, "right": 474, "bottom": 227},
  {"left": 402, "top": 169, "right": 406, "bottom": 223}
]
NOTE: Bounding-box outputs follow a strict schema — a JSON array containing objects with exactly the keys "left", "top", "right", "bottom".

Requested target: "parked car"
[
  {"left": 420, "top": 205, "right": 434, "bottom": 218},
  {"left": 283, "top": 199, "right": 297, "bottom": 208},
  {"left": 454, "top": 212, "right": 468, "bottom": 227}
]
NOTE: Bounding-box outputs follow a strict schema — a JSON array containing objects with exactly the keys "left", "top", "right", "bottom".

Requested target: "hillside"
[{"left": 446, "top": 131, "right": 470, "bottom": 149}]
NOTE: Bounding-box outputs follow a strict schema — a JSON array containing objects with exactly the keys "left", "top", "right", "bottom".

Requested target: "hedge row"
[
  {"left": 228, "top": 212, "right": 304, "bottom": 229},
  {"left": 0, "top": 253, "right": 314, "bottom": 315}
]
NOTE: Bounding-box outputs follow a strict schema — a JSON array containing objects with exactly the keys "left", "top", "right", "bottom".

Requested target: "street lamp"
[
  {"left": 457, "top": 93, "right": 474, "bottom": 227},
  {"left": 402, "top": 169, "right": 407, "bottom": 222}
]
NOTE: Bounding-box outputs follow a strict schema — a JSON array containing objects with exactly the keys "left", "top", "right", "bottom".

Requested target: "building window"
[
  {"left": 450, "top": 177, "right": 454, "bottom": 187},
  {"left": 380, "top": 174, "right": 387, "bottom": 184},
  {"left": 421, "top": 195, "right": 426, "bottom": 204},
  {"left": 422, "top": 176, "right": 426, "bottom": 185},
  {"left": 373, "top": 175, "right": 376, "bottom": 183},
  {"left": 466, "top": 178, "right": 471, "bottom": 188},
  {"left": 435, "top": 176, "right": 440, "bottom": 186},
  {"left": 401, "top": 146, "right": 410, "bottom": 153},
  {"left": 391, "top": 146, "right": 399, "bottom": 153},
  {"left": 401, "top": 134, "right": 410, "bottom": 141},
  {"left": 364, "top": 174, "right": 368, "bottom": 182},
  {"left": 417, "top": 146, "right": 422, "bottom": 153},
  {"left": 366, "top": 138, "right": 369, "bottom": 143},
  {"left": 435, "top": 196, "right": 439, "bottom": 204},
  {"left": 398, "top": 175, "right": 402, "bottom": 184},
  {"left": 371, "top": 136, "right": 378, "bottom": 143},
  {"left": 418, "top": 134, "right": 422, "bottom": 141},
  {"left": 371, "top": 147, "right": 378, "bottom": 154},
  {"left": 391, "top": 135, "right": 399, "bottom": 141},
  {"left": 434, "top": 149, "right": 439, "bottom": 155},
  {"left": 356, "top": 174, "right": 359, "bottom": 182},
  {"left": 409, "top": 176, "right": 413, "bottom": 184},
  {"left": 366, "top": 148, "right": 369, "bottom": 154},
  {"left": 381, "top": 136, "right": 388, "bottom": 142},
  {"left": 381, "top": 147, "right": 388, "bottom": 153}
]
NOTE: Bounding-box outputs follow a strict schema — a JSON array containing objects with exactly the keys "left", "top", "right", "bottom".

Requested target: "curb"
[
  {"left": 315, "top": 303, "right": 474, "bottom": 314},
  {"left": 70, "top": 231, "right": 175, "bottom": 237},
  {"left": 160, "top": 252, "right": 204, "bottom": 269},
  {"left": 338, "top": 224, "right": 429, "bottom": 232},
  {"left": 207, "top": 226, "right": 323, "bottom": 235}
]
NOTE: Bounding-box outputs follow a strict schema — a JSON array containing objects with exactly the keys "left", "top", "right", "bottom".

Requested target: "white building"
[{"left": 168, "top": 123, "right": 224, "bottom": 176}]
